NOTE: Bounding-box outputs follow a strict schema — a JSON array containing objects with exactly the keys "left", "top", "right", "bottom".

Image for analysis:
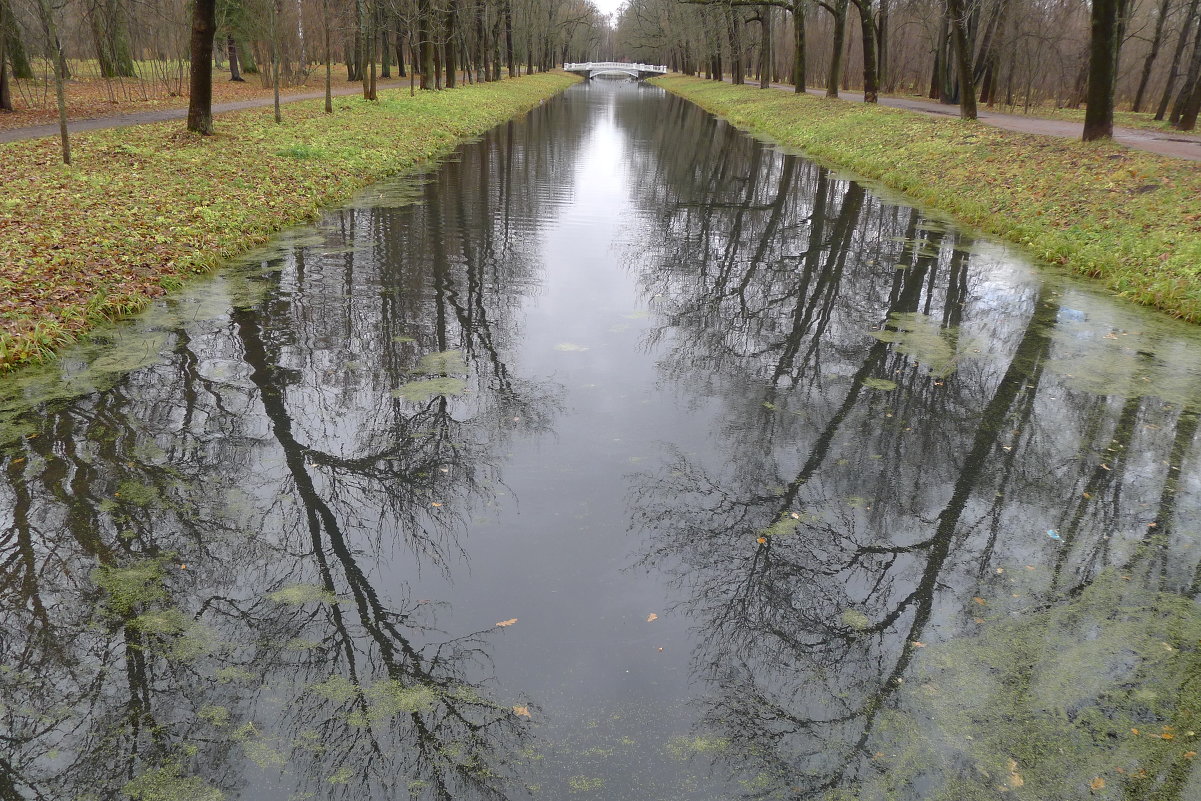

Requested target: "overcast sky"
[{"left": 594, "top": 0, "right": 625, "bottom": 19}]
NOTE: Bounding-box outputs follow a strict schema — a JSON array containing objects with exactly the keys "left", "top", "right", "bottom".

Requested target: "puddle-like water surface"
[{"left": 3, "top": 81, "right": 1201, "bottom": 800}]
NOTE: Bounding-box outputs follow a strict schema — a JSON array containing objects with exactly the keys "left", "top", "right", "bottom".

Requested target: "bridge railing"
[{"left": 563, "top": 62, "right": 669, "bottom": 74}]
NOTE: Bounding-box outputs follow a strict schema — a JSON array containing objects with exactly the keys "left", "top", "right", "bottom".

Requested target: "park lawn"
[
  {"left": 0, "top": 72, "right": 579, "bottom": 371},
  {"left": 653, "top": 75, "right": 1201, "bottom": 324}
]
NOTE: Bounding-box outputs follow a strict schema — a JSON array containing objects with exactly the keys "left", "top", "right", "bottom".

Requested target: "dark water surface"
[{"left": 4, "top": 81, "right": 1201, "bottom": 801}]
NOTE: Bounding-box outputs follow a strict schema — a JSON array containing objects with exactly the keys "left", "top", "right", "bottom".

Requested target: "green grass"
[
  {"left": 653, "top": 76, "right": 1201, "bottom": 324},
  {"left": 0, "top": 73, "right": 579, "bottom": 371}
]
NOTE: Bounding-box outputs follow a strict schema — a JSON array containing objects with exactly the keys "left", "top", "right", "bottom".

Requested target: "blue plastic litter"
[{"left": 1047, "top": 529, "right": 1061, "bottom": 540}]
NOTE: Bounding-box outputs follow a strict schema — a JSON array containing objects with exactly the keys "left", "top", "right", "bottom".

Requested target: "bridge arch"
[{"left": 563, "top": 62, "right": 669, "bottom": 81}]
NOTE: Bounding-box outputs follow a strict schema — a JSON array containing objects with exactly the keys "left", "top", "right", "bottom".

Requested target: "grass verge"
[
  {"left": 0, "top": 72, "right": 579, "bottom": 371},
  {"left": 653, "top": 76, "right": 1201, "bottom": 323}
]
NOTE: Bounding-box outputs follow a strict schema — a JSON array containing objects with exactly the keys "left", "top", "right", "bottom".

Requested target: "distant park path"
[
  {"left": 0, "top": 80, "right": 406, "bottom": 144},
  {"left": 3, "top": 74, "right": 1200, "bottom": 161},
  {"left": 718, "top": 78, "right": 1201, "bottom": 162}
]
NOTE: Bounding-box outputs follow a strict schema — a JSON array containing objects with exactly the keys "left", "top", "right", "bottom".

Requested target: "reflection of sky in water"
[{"left": 2, "top": 81, "right": 1201, "bottom": 801}]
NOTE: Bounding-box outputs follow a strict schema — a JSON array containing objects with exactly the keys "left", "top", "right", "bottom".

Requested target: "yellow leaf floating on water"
[
  {"left": 646, "top": 613, "right": 658, "bottom": 622},
  {"left": 1090, "top": 777, "right": 1106, "bottom": 791},
  {"left": 1006, "top": 759, "right": 1024, "bottom": 788},
  {"left": 496, "top": 618, "right": 517, "bottom": 627},
  {"left": 512, "top": 705, "right": 531, "bottom": 718}
]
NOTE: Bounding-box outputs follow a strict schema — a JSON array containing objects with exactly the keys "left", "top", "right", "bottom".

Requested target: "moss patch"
[{"left": 652, "top": 76, "right": 1201, "bottom": 325}]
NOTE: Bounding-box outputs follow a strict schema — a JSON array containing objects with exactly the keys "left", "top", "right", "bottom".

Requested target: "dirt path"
[
  {"left": 0, "top": 80, "right": 407, "bottom": 144},
  {"left": 719, "top": 79, "right": 1201, "bottom": 162}
]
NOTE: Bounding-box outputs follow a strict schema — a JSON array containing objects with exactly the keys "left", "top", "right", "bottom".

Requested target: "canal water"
[{"left": 3, "top": 80, "right": 1201, "bottom": 801}]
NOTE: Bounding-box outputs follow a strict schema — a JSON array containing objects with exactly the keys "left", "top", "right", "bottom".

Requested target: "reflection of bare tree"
[
  {"left": 0, "top": 98, "right": 579, "bottom": 801},
  {"left": 621, "top": 95, "right": 1201, "bottom": 797}
]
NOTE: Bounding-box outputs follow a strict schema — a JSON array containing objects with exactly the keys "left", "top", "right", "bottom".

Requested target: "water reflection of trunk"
[
  {"left": 769, "top": 178, "right": 863, "bottom": 387},
  {"left": 660, "top": 283, "right": 1063, "bottom": 794},
  {"left": 233, "top": 308, "right": 521, "bottom": 799}
]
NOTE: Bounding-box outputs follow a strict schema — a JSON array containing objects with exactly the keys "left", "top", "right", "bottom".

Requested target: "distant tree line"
[
  {"left": 611, "top": 0, "right": 1201, "bottom": 135},
  {"left": 0, "top": 0, "right": 608, "bottom": 153}
]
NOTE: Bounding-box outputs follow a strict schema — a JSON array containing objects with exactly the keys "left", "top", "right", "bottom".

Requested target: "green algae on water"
[
  {"left": 122, "top": 763, "right": 224, "bottom": 801},
  {"left": 392, "top": 377, "right": 468, "bottom": 402},
  {"left": 412, "top": 349, "right": 467, "bottom": 375},
  {"left": 266, "top": 583, "right": 338, "bottom": 605},
  {"left": 93, "top": 559, "right": 167, "bottom": 616},
  {"left": 840, "top": 609, "right": 872, "bottom": 631},
  {"left": 869, "top": 312, "right": 962, "bottom": 378}
]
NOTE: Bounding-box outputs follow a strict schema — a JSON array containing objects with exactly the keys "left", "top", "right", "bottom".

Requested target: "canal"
[{"left": 2, "top": 80, "right": 1201, "bottom": 800}]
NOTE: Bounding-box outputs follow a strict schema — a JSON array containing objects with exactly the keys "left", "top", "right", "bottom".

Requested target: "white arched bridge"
[{"left": 563, "top": 62, "right": 669, "bottom": 80}]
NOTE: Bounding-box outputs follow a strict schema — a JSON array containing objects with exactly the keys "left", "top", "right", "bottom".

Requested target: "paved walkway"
[
  {"left": 0, "top": 80, "right": 407, "bottom": 144},
  {"left": 729, "top": 79, "right": 1201, "bottom": 162}
]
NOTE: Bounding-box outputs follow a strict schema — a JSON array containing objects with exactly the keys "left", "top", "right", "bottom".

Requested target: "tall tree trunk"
[
  {"left": 227, "top": 35, "right": 244, "bottom": 81},
  {"left": 34, "top": 0, "right": 70, "bottom": 159},
  {"left": 271, "top": 0, "right": 282, "bottom": 121},
  {"left": 728, "top": 4, "right": 745, "bottom": 85},
  {"left": 1, "top": 0, "right": 33, "bottom": 79},
  {"left": 790, "top": 0, "right": 805, "bottom": 92},
  {"left": 380, "top": 24, "right": 391, "bottom": 78},
  {"left": 1155, "top": 0, "right": 1198, "bottom": 120},
  {"left": 323, "top": 0, "right": 332, "bottom": 112},
  {"left": 929, "top": 10, "right": 948, "bottom": 99},
  {"left": 475, "top": 0, "right": 487, "bottom": 82},
  {"left": 444, "top": 0, "right": 457, "bottom": 87},
  {"left": 1083, "top": 0, "right": 1121, "bottom": 139},
  {"left": 877, "top": 0, "right": 889, "bottom": 91},
  {"left": 187, "top": 0, "right": 216, "bottom": 134},
  {"left": 1178, "top": 73, "right": 1201, "bottom": 129},
  {"left": 92, "top": 0, "right": 136, "bottom": 78},
  {"left": 1170, "top": 17, "right": 1201, "bottom": 124},
  {"left": 401, "top": 26, "right": 410, "bottom": 77},
  {"left": 852, "top": 0, "right": 878, "bottom": 102},
  {"left": 826, "top": 0, "right": 848, "bottom": 97},
  {"left": 366, "top": 3, "right": 378, "bottom": 99},
  {"left": 418, "top": 0, "right": 434, "bottom": 89},
  {"left": 0, "top": 0, "right": 10, "bottom": 111},
  {"left": 1133, "top": 0, "right": 1171, "bottom": 112},
  {"left": 758, "top": 6, "right": 771, "bottom": 88},
  {"left": 504, "top": 0, "right": 514, "bottom": 76},
  {"left": 946, "top": 0, "right": 977, "bottom": 118}
]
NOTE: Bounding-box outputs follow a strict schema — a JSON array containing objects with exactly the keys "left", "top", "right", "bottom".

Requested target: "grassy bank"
[
  {"left": 0, "top": 72, "right": 578, "bottom": 371},
  {"left": 653, "top": 76, "right": 1201, "bottom": 323}
]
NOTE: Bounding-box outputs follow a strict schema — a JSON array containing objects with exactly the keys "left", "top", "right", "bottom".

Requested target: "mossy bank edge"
[
  {"left": 0, "top": 72, "right": 580, "bottom": 371},
  {"left": 651, "top": 75, "right": 1201, "bottom": 325}
]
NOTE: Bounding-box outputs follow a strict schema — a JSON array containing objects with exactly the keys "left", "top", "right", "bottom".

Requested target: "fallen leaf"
[
  {"left": 496, "top": 618, "right": 517, "bottom": 627},
  {"left": 911, "top": 641, "right": 926, "bottom": 648},
  {"left": 512, "top": 705, "right": 530, "bottom": 718},
  {"left": 756, "top": 537, "right": 767, "bottom": 544},
  {"left": 973, "top": 617, "right": 985, "bottom": 624},
  {"left": 1007, "top": 758, "right": 1024, "bottom": 788},
  {"left": 973, "top": 597, "right": 987, "bottom": 605},
  {"left": 1185, "top": 751, "right": 1197, "bottom": 759},
  {"left": 431, "top": 502, "right": 443, "bottom": 508},
  {"left": 646, "top": 613, "right": 658, "bottom": 623},
  {"left": 1090, "top": 777, "right": 1105, "bottom": 791}
]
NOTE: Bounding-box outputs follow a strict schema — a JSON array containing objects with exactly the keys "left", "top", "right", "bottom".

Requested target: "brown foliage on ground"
[{"left": 0, "top": 62, "right": 370, "bottom": 133}]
